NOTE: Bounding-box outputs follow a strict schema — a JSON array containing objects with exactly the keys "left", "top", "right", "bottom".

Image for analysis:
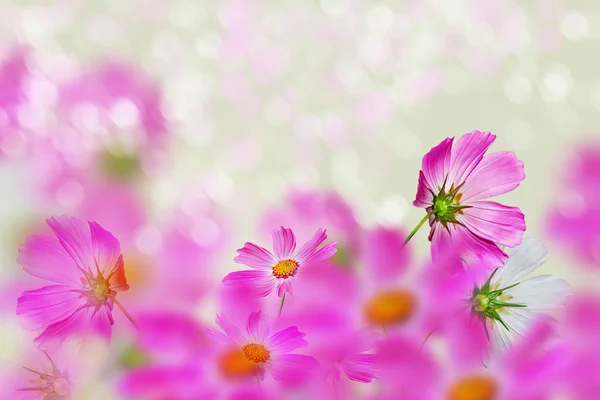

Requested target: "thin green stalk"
[
  {"left": 278, "top": 293, "right": 286, "bottom": 318},
  {"left": 404, "top": 211, "right": 435, "bottom": 245}
]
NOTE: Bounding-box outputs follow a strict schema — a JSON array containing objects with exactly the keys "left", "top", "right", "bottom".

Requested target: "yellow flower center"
[
  {"left": 364, "top": 289, "right": 416, "bottom": 326},
  {"left": 272, "top": 259, "right": 299, "bottom": 279},
  {"left": 94, "top": 280, "right": 110, "bottom": 301},
  {"left": 447, "top": 374, "right": 497, "bottom": 400},
  {"left": 242, "top": 343, "right": 270, "bottom": 363},
  {"left": 218, "top": 347, "right": 261, "bottom": 379}
]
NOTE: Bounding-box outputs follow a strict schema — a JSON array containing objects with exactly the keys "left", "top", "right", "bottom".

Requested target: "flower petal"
[
  {"left": 421, "top": 137, "right": 453, "bottom": 193},
  {"left": 17, "top": 285, "right": 84, "bottom": 331},
  {"left": 461, "top": 151, "right": 525, "bottom": 202},
  {"left": 301, "top": 242, "right": 337, "bottom": 267},
  {"left": 268, "top": 354, "right": 318, "bottom": 385},
  {"left": 90, "top": 306, "right": 115, "bottom": 340},
  {"left": 363, "top": 227, "right": 410, "bottom": 282},
  {"left": 268, "top": 326, "right": 307, "bottom": 353},
  {"left": 46, "top": 216, "right": 94, "bottom": 272},
  {"left": 494, "top": 237, "right": 548, "bottom": 287},
  {"left": 222, "top": 270, "right": 276, "bottom": 297},
  {"left": 458, "top": 201, "right": 526, "bottom": 248},
  {"left": 246, "top": 311, "right": 269, "bottom": 344},
  {"left": 413, "top": 170, "right": 434, "bottom": 207},
  {"left": 107, "top": 255, "right": 129, "bottom": 292},
  {"left": 507, "top": 275, "right": 572, "bottom": 311},
  {"left": 447, "top": 130, "right": 496, "bottom": 186},
  {"left": 234, "top": 242, "right": 276, "bottom": 269},
  {"left": 89, "top": 221, "right": 122, "bottom": 278},
  {"left": 17, "top": 235, "right": 80, "bottom": 285},
  {"left": 294, "top": 229, "right": 327, "bottom": 263},
  {"left": 341, "top": 354, "right": 378, "bottom": 383},
  {"left": 215, "top": 313, "right": 246, "bottom": 346},
  {"left": 272, "top": 227, "right": 296, "bottom": 260}
]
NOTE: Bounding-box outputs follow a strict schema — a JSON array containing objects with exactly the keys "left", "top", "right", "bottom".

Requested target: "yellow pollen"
[
  {"left": 94, "top": 281, "right": 110, "bottom": 301},
  {"left": 272, "top": 259, "right": 299, "bottom": 279},
  {"left": 364, "top": 289, "right": 416, "bottom": 327},
  {"left": 242, "top": 343, "right": 270, "bottom": 364},
  {"left": 218, "top": 347, "right": 261, "bottom": 379},
  {"left": 447, "top": 374, "right": 497, "bottom": 400}
]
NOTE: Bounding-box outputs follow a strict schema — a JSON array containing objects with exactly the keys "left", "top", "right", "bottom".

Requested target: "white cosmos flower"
[{"left": 470, "top": 237, "right": 572, "bottom": 355}]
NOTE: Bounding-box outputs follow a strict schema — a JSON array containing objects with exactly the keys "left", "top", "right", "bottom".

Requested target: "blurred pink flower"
[
  {"left": 14, "top": 351, "right": 71, "bottom": 400},
  {"left": 546, "top": 144, "right": 600, "bottom": 267},
  {"left": 207, "top": 311, "right": 318, "bottom": 385},
  {"left": 17, "top": 216, "right": 135, "bottom": 345},
  {"left": 411, "top": 130, "right": 526, "bottom": 267},
  {"left": 0, "top": 44, "right": 29, "bottom": 156},
  {"left": 223, "top": 226, "right": 337, "bottom": 299}
]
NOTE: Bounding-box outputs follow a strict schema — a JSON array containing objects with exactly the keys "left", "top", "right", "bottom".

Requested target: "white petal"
[
  {"left": 493, "top": 237, "right": 548, "bottom": 287},
  {"left": 502, "top": 307, "right": 535, "bottom": 338},
  {"left": 506, "top": 275, "right": 572, "bottom": 310},
  {"left": 491, "top": 319, "right": 511, "bottom": 356}
]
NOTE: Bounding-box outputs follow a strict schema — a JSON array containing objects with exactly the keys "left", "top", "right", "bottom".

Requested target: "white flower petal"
[
  {"left": 502, "top": 307, "right": 535, "bottom": 338},
  {"left": 493, "top": 237, "right": 548, "bottom": 287},
  {"left": 506, "top": 275, "right": 572, "bottom": 310},
  {"left": 492, "top": 320, "right": 511, "bottom": 356}
]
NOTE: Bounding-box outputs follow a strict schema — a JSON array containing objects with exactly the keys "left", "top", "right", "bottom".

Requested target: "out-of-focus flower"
[
  {"left": 206, "top": 311, "right": 318, "bottom": 385},
  {"left": 410, "top": 130, "right": 526, "bottom": 267},
  {"left": 260, "top": 190, "right": 360, "bottom": 268},
  {"left": 469, "top": 238, "right": 571, "bottom": 355},
  {"left": 0, "top": 44, "right": 29, "bottom": 156},
  {"left": 546, "top": 144, "right": 600, "bottom": 267},
  {"left": 223, "top": 226, "right": 337, "bottom": 303},
  {"left": 16, "top": 216, "right": 135, "bottom": 345},
  {"left": 16, "top": 351, "right": 71, "bottom": 400}
]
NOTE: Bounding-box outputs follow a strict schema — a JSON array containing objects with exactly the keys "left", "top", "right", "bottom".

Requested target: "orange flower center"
[
  {"left": 272, "top": 259, "right": 299, "bottom": 279},
  {"left": 242, "top": 343, "right": 270, "bottom": 363},
  {"left": 94, "top": 280, "right": 110, "bottom": 301},
  {"left": 447, "top": 374, "right": 497, "bottom": 400},
  {"left": 364, "top": 289, "right": 416, "bottom": 326},
  {"left": 123, "top": 255, "right": 150, "bottom": 289},
  {"left": 218, "top": 348, "right": 261, "bottom": 379}
]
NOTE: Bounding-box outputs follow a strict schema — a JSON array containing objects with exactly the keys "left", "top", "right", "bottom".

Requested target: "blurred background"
[{"left": 0, "top": 0, "right": 599, "bottom": 398}]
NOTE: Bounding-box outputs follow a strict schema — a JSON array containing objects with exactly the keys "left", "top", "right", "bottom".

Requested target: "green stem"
[
  {"left": 404, "top": 211, "right": 435, "bottom": 245},
  {"left": 278, "top": 293, "right": 286, "bottom": 318}
]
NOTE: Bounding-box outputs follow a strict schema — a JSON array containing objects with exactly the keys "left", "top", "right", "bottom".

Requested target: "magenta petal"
[
  {"left": 46, "top": 216, "right": 94, "bottom": 270},
  {"left": 90, "top": 306, "right": 114, "bottom": 340},
  {"left": 34, "top": 306, "right": 90, "bottom": 345},
  {"left": 137, "top": 312, "right": 205, "bottom": 358},
  {"left": 363, "top": 227, "right": 410, "bottom": 281},
  {"left": 222, "top": 270, "right": 276, "bottom": 297},
  {"left": 268, "top": 354, "right": 318, "bottom": 385},
  {"left": 413, "top": 170, "right": 433, "bottom": 207},
  {"left": 294, "top": 229, "right": 327, "bottom": 263},
  {"left": 461, "top": 151, "right": 525, "bottom": 202},
  {"left": 272, "top": 227, "right": 297, "bottom": 260},
  {"left": 234, "top": 242, "right": 276, "bottom": 269},
  {"left": 89, "top": 221, "right": 121, "bottom": 277},
  {"left": 341, "top": 354, "right": 378, "bottom": 383},
  {"left": 17, "top": 285, "right": 83, "bottom": 331},
  {"left": 268, "top": 326, "right": 307, "bottom": 353},
  {"left": 458, "top": 201, "right": 526, "bottom": 247},
  {"left": 421, "top": 137, "right": 453, "bottom": 193},
  {"left": 214, "top": 313, "right": 246, "bottom": 346},
  {"left": 119, "top": 364, "right": 203, "bottom": 397},
  {"left": 447, "top": 130, "right": 495, "bottom": 185},
  {"left": 443, "top": 223, "right": 508, "bottom": 268},
  {"left": 18, "top": 235, "right": 80, "bottom": 285},
  {"left": 246, "top": 310, "right": 269, "bottom": 343}
]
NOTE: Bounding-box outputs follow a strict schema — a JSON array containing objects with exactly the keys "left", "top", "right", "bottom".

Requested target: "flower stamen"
[
  {"left": 272, "top": 259, "right": 299, "bottom": 279},
  {"left": 242, "top": 343, "right": 270, "bottom": 364}
]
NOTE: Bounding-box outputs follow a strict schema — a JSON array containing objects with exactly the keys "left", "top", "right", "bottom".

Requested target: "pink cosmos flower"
[
  {"left": 16, "top": 215, "right": 135, "bottom": 345},
  {"left": 223, "top": 227, "right": 337, "bottom": 300},
  {"left": 13, "top": 351, "right": 72, "bottom": 400},
  {"left": 410, "top": 130, "right": 526, "bottom": 267},
  {"left": 206, "top": 311, "right": 318, "bottom": 385}
]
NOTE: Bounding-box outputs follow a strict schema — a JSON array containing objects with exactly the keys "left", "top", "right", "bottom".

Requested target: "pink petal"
[
  {"left": 90, "top": 306, "right": 114, "bottom": 340},
  {"left": 341, "top": 354, "right": 378, "bottom": 383},
  {"left": 215, "top": 313, "right": 246, "bottom": 346},
  {"left": 268, "top": 326, "right": 307, "bottom": 353},
  {"left": 421, "top": 137, "right": 453, "bottom": 193},
  {"left": 89, "top": 221, "right": 121, "bottom": 278},
  {"left": 34, "top": 306, "right": 91, "bottom": 345},
  {"left": 222, "top": 270, "right": 276, "bottom": 297},
  {"left": 301, "top": 242, "right": 337, "bottom": 267},
  {"left": 246, "top": 310, "right": 269, "bottom": 343},
  {"left": 447, "top": 130, "right": 496, "bottom": 186},
  {"left": 276, "top": 279, "right": 294, "bottom": 298},
  {"left": 119, "top": 364, "right": 203, "bottom": 397},
  {"left": 234, "top": 242, "right": 276, "bottom": 269},
  {"left": 363, "top": 227, "right": 410, "bottom": 282},
  {"left": 136, "top": 312, "right": 205, "bottom": 359},
  {"left": 271, "top": 227, "right": 297, "bottom": 260},
  {"left": 458, "top": 201, "right": 526, "bottom": 247},
  {"left": 46, "top": 216, "right": 94, "bottom": 272},
  {"left": 17, "top": 235, "right": 80, "bottom": 285},
  {"left": 294, "top": 229, "right": 327, "bottom": 263},
  {"left": 268, "top": 354, "right": 318, "bottom": 385},
  {"left": 413, "top": 170, "right": 433, "bottom": 207},
  {"left": 461, "top": 151, "right": 525, "bottom": 202},
  {"left": 17, "top": 285, "right": 84, "bottom": 331}
]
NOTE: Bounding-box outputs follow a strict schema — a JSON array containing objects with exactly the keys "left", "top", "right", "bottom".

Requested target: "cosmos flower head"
[
  {"left": 206, "top": 311, "right": 318, "bottom": 385},
  {"left": 16, "top": 351, "right": 71, "bottom": 400},
  {"left": 469, "top": 238, "right": 571, "bottom": 355},
  {"left": 16, "top": 215, "right": 136, "bottom": 345},
  {"left": 409, "top": 131, "right": 526, "bottom": 268},
  {"left": 223, "top": 226, "right": 337, "bottom": 308}
]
